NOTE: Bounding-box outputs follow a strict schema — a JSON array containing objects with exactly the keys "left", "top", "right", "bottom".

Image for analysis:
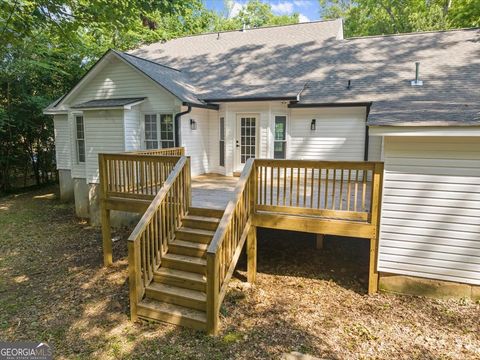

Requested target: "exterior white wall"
[
  {"left": 124, "top": 108, "right": 141, "bottom": 151},
  {"left": 379, "top": 136, "right": 480, "bottom": 286},
  {"left": 84, "top": 110, "right": 125, "bottom": 183},
  {"left": 180, "top": 107, "right": 210, "bottom": 176},
  {"left": 368, "top": 135, "right": 383, "bottom": 161},
  {"left": 289, "top": 107, "right": 367, "bottom": 161},
  {"left": 67, "top": 56, "right": 178, "bottom": 114},
  {"left": 208, "top": 109, "right": 223, "bottom": 175},
  {"left": 53, "top": 114, "right": 71, "bottom": 170}
]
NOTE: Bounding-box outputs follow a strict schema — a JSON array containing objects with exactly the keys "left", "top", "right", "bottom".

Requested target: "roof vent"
[{"left": 411, "top": 62, "right": 423, "bottom": 86}]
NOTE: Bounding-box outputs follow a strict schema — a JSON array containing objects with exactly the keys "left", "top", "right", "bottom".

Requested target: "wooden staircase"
[{"left": 136, "top": 207, "right": 223, "bottom": 330}]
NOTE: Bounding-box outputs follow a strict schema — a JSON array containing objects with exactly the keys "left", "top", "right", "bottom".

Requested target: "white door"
[{"left": 235, "top": 114, "right": 258, "bottom": 172}]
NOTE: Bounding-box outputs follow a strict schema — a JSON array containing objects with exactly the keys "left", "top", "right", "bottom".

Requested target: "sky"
[{"left": 204, "top": 0, "right": 321, "bottom": 23}]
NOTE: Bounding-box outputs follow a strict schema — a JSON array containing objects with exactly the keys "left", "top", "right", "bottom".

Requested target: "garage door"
[{"left": 378, "top": 136, "right": 480, "bottom": 285}]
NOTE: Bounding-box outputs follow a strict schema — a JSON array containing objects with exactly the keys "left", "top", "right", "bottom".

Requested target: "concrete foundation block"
[
  {"left": 58, "top": 169, "right": 74, "bottom": 202},
  {"left": 379, "top": 273, "right": 472, "bottom": 300},
  {"left": 73, "top": 178, "right": 90, "bottom": 218}
]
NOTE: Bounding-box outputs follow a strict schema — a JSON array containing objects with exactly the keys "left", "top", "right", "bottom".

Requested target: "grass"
[{"left": 0, "top": 186, "right": 479, "bottom": 359}]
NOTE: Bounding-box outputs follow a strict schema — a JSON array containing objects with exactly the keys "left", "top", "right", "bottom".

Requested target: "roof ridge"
[
  {"left": 345, "top": 26, "right": 480, "bottom": 41},
  {"left": 135, "top": 18, "right": 341, "bottom": 44},
  {"left": 115, "top": 50, "right": 182, "bottom": 72}
]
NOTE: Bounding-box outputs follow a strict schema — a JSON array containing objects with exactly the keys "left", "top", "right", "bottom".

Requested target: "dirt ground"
[{"left": 1, "top": 186, "right": 479, "bottom": 359}]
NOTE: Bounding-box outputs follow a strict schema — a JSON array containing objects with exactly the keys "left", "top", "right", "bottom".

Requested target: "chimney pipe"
[{"left": 411, "top": 62, "right": 423, "bottom": 86}]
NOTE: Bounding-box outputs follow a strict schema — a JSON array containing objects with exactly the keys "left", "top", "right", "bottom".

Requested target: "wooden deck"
[
  {"left": 191, "top": 174, "right": 237, "bottom": 210},
  {"left": 98, "top": 148, "right": 384, "bottom": 334}
]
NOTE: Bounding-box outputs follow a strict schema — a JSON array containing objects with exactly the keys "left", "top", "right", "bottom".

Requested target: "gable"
[{"left": 65, "top": 56, "right": 178, "bottom": 112}]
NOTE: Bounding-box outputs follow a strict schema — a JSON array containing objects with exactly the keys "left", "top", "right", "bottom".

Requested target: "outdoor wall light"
[
  {"left": 190, "top": 119, "right": 197, "bottom": 130},
  {"left": 310, "top": 119, "right": 316, "bottom": 131}
]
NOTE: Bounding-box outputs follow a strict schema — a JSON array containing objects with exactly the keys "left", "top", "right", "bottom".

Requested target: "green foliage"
[{"left": 319, "top": 0, "right": 480, "bottom": 37}]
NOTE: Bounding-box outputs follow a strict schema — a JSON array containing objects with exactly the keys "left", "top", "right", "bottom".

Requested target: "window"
[
  {"left": 144, "top": 114, "right": 158, "bottom": 149},
  {"left": 219, "top": 117, "right": 225, "bottom": 167},
  {"left": 160, "top": 114, "right": 174, "bottom": 148},
  {"left": 274, "top": 115, "right": 286, "bottom": 159},
  {"left": 75, "top": 115, "right": 85, "bottom": 163}
]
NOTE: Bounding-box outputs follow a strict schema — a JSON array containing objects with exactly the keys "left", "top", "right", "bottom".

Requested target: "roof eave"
[
  {"left": 202, "top": 95, "right": 299, "bottom": 103},
  {"left": 183, "top": 101, "right": 219, "bottom": 110}
]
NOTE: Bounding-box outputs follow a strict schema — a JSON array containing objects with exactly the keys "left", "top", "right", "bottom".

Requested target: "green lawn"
[{"left": 0, "top": 186, "right": 479, "bottom": 359}]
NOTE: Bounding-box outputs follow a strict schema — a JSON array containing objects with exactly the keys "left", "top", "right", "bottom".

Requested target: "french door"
[{"left": 235, "top": 114, "right": 258, "bottom": 172}]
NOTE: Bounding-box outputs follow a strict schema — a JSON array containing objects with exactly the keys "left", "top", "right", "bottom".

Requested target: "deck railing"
[
  {"left": 206, "top": 158, "right": 255, "bottom": 334},
  {"left": 125, "top": 147, "right": 185, "bottom": 156},
  {"left": 255, "top": 159, "right": 380, "bottom": 222},
  {"left": 127, "top": 156, "right": 191, "bottom": 320},
  {"left": 99, "top": 154, "right": 181, "bottom": 200}
]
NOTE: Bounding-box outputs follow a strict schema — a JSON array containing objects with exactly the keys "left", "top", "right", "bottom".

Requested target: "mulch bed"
[{"left": 0, "top": 186, "right": 479, "bottom": 359}]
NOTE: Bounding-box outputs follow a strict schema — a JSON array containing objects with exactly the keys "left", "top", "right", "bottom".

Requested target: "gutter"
[
  {"left": 174, "top": 106, "right": 192, "bottom": 147},
  {"left": 288, "top": 101, "right": 372, "bottom": 108},
  {"left": 183, "top": 101, "right": 219, "bottom": 110},
  {"left": 202, "top": 96, "right": 298, "bottom": 103}
]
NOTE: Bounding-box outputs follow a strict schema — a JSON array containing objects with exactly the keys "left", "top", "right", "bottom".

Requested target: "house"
[{"left": 44, "top": 20, "right": 480, "bottom": 328}]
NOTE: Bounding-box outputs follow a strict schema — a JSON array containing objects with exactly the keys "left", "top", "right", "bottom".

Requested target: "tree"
[{"left": 319, "top": 0, "right": 480, "bottom": 37}]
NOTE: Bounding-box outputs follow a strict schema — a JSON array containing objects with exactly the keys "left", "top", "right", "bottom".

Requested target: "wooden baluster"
[
  {"left": 263, "top": 166, "right": 267, "bottom": 205},
  {"left": 276, "top": 167, "right": 280, "bottom": 206},
  {"left": 324, "top": 169, "right": 329, "bottom": 209},
  {"left": 141, "top": 234, "right": 147, "bottom": 287},
  {"left": 317, "top": 168, "right": 322, "bottom": 209},
  {"left": 303, "top": 167, "right": 307, "bottom": 207},
  {"left": 296, "top": 168, "right": 300, "bottom": 206},
  {"left": 332, "top": 169, "right": 337, "bottom": 210},
  {"left": 339, "top": 169, "right": 344, "bottom": 211},
  {"left": 270, "top": 166, "right": 273, "bottom": 206},
  {"left": 354, "top": 170, "right": 359, "bottom": 212},
  {"left": 362, "top": 169, "right": 367, "bottom": 211},
  {"left": 289, "top": 167, "right": 294, "bottom": 206},
  {"left": 347, "top": 169, "right": 352, "bottom": 211},
  {"left": 282, "top": 167, "right": 287, "bottom": 206},
  {"left": 310, "top": 168, "right": 314, "bottom": 208}
]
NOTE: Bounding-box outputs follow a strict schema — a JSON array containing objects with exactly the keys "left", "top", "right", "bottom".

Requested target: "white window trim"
[
  {"left": 73, "top": 113, "right": 85, "bottom": 164},
  {"left": 219, "top": 115, "right": 226, "bottom": 168},
  {"left": 273, "top": 113, "right": 288, "bottom": 159},
  {"left": 142, "top": 112, "right": 175, "bottom": 150}
]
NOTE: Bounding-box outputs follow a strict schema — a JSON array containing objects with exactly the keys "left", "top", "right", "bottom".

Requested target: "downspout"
[
  {"left": 364, "top": 103, "right": 372, "bottom": 161},
  {"left": 174, "top": 105, "right": 192, "bottom": 148}
]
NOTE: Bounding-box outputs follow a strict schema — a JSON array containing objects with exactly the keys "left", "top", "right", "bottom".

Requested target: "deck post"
[
  {"left": 128, "top": 240, "right": 140, "bottom": 321},
  {"left": 315, "top": 234, "right": 325, "bottom": 249},
  {"left": 206, "top": 252, "right": 219, "bottom": 335},
  {"left": 99, "top": 154, "right": 113, "bottom": 266},
  {"left": 368, "top": 162, "right": 384, "bottom": 294},
  {"left": 101, "top": 206, "right": 113, "bottom": 266},
  {"left": 247, "top": 225, "right": 257, "bottom": 284}
]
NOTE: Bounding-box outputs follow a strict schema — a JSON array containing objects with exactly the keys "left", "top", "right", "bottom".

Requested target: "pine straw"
[{"left": 0, "top": 186, "right": 479, "bottom": 359}]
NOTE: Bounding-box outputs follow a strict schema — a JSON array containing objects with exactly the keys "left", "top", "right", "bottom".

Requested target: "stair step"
[
  {"left": 169, "top": 239, "right": 208, "bottom": 257},
  {"left": 188, "top": 207, "right": 224, "bottom": 219},
  {"left": 154, "top": 267, "right": 206, "bottom": 291},
  {"left": 183, "top": 215, "right": 221, "bottom": 231},
  {"left": 162, "top": 253, "right": 206, "bottom": 274},
  {"left": 146, "top": 282, "right": 206, "bottom": 311},
  {"left": 176, "top": 227, "right": 215, "bottom": 244},
  {"left": 137, "top": 298, "right": 206, "bottom": 330}
]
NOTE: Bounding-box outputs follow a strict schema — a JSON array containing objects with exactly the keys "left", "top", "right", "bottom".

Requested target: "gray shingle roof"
[
  {"left": 113, "top": 50, "right": 205, "bottom": 106},
  {"left": 130, "top": 22, "right": 479, "bottom": 126},
  {"left": 71, "top": 97, "right": 146, "bottom": 109}
]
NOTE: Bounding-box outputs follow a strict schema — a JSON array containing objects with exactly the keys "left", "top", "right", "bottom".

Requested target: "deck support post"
[
  {"left": 368, "top": 162, "right": 384, "bottom": 294},
  {"left": 247, "top": 225, "right": 257, "bottom": 284},
  {"left": 101, "top": 206, "right": 113, "bottom": 266},
  {"left": 368, "top": 236, "right": 379, "bottom": 294},
  {"left": 315, "top": 234, "right": 325, "bottom": 250}
]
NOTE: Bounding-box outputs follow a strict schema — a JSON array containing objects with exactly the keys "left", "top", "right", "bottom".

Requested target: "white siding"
[
  {"left": 379, "top": 136, "right": 480, "bottom": 285},
  {"left": 84, "top": 110, "right": 125, "bottom": 183},
  {"left": 368, "top": 135, "right": 382, "bottom": 161},
  {"left": 208, "top": 110, "right": 223, "bottom": 175},
  {"left": 53, "top": 114, "right": 71, "bottom": 170},
  {"left": 124, "top": 108, "right": 141, "bottom": 151},
  {"left": 289, "top": 107, "right": 366, "bottom": 160},
  {"left": 67, "top": 56, "right": 178, "bottom": 114},
  {"left": 180, "top": 108, "right": 210, "bottom": 176}
]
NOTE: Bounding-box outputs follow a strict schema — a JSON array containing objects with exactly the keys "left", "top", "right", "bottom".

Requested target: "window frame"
[
  {"left": 273, "top": 115, "right": 287, "bottom": 159},
  {"left": 219, "top": 116, "right": 225, "bottom": 167},
  {"left": 74, "top": 114, "right": 86, "bottom": 164},
  {"left": 143, "top": 112, "right": 175, "bottom": 150}
]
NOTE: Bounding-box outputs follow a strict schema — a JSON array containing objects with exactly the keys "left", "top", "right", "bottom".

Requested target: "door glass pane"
[
  {"left": 274, "top": 116, "right": 287, "bottom": 159},
  {"left": 219, "top": 117, "right": 225, "bottom": 167},
  {"left": 160, "top": 114, "right": 174, "bottom": 148},
  {"left": 240, "top": 116, "right": 256, "bottom": 164}
]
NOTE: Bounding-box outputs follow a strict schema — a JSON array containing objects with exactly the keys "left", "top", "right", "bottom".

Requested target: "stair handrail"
[
  {"left": 127, "top": 156, "right": 191, "bottom": 321},
  {"left": 206, "top": 158, "right": 255, "bottom": 334}
]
